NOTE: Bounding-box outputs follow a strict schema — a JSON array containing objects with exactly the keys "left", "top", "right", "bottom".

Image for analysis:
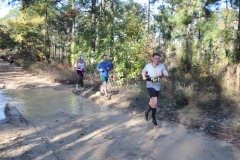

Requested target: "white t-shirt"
[
  {"left": 77, "top": 61, "right": 85, "bottom": 71},
  {"left": 142, "top": 62, "right": 168, "bottom": 91}
]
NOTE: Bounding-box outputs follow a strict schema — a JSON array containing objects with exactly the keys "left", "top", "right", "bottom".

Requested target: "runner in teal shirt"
[{"left": 96, "top": 55, "right": 112, "bottom": 99}]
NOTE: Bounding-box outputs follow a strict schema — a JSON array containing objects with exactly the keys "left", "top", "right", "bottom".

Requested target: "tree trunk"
[
  {"left": 148, "top": 0, "right": 150, "bottom": 32},
  {"left": 236, "top": 64, "right": 240, "bottom": 92},
  {"left": 110, "top": 0, "right": 114, "bottom": 58},
  {"left": 100, "top": 0, "right": 105, "bottom": 17},
  {"left": 91, "top": 0, "right": 97, "bottom": 53},
  {"left": 44, "top": 4, "right": 50, "bottom": 60},
  {"left": 227, "top": 67, "right": 234, "bottom": 89},
  {"left": 237, "top": 1, "right": 240, "bottom": 62},
  {"left": 99, "top": 0, "right": 105, "bottom": 53},
  {"left": 70, "top": 0, "right": 75, "bottom": 66},
  {"left": 224, "top": 0, "right": 230, "bottom": 59}
]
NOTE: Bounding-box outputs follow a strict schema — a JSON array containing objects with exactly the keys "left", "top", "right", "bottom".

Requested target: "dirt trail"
[{"left": 0, "top": 59, "right": 240, "bottom": 160}]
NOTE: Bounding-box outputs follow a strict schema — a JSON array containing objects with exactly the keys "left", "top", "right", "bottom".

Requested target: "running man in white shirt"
[{"left": 142, "top": 53, "right": 169, "bottom": 126}]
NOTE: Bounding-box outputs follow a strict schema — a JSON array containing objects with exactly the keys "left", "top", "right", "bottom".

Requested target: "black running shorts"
[{"left": 147, "top": 88, "right": 159, "bottom": 98}]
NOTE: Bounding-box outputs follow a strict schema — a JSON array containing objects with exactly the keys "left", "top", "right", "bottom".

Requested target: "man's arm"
[
  {"left": 96, "top": 62, "right": 102, "bottom": 71},
  {"left": 142, "top": 72, "right": 147, "bottom": 80},
  {"left": 107, "top": 61, "right": 112, "bottom": 71},
  {"left": 142, "top": 66, "right": 151, "bottom": 81}
]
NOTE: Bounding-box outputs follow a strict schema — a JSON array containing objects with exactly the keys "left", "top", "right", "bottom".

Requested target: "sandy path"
[{"left": 0, "top": 60, "right": 240, "bottom": 160}]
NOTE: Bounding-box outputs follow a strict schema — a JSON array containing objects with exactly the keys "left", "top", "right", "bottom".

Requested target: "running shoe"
[
  {"left": 79, "top": 87, "right": 85, "bottom": 91},
  {"left": 76, "top": 84, "right": 79, "bottom": 90},
  {"left": 105, "top": 94, "right": 110, "bottom": 99},
  {"left": 152, "top": 120, "right": 158, "bottom": 126}
]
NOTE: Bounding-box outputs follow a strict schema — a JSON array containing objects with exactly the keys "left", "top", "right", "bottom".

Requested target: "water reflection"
[
  {"left": 1, "top": 88, "right": 103, "bottom": 121},
  {"left": 0, "top": 90, "right": 13, "bottom": 120}
]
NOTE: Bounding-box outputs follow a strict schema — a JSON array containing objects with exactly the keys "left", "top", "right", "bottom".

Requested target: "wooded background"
[{"left": 0, "top": 0, "right": 240, "bottom": 91}]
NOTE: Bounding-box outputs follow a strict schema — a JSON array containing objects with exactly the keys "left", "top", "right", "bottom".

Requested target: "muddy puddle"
[{"left": 0, "top": 87, "right": 104, "bottom": 121}]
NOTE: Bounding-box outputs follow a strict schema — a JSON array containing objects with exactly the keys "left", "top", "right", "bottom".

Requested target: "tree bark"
[
  {"left": 91, "top": 0, "right": 97, "bottom": 53},
  {"left": 70, "top": 0, "right": 75, "bottom": 66},
  {"left": 100, "top": 0, "right": 105, "bottom": 17},
  {"left": 236, "top": 64, "right": 240, "bottom": 92},
  {"left": 44, "top": 3, "right": 50, "bottom": 60},
  {"left": 227, "top": 67, "right": 234, "bottom": 89},
  {"left": 237, "top": 1, "right": 240, "bottom": 62},
  {"left": 110, "top": 0, "right": 114, "bottom": 58},
  {"left": 148, "top": 0, "right": 150, "bottom": 32}
]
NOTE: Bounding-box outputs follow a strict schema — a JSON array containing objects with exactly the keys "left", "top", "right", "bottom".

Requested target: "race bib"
[{"left": 151, "top": 77, "right": 160, "bottom": 83}]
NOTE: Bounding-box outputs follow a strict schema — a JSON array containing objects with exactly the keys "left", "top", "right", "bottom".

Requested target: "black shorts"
[
  {"left": 147, "top": 88, "right": 160, "bottom": 98},
  {"left": 77, "top": 70, "right": 84, "bottom": 78}
]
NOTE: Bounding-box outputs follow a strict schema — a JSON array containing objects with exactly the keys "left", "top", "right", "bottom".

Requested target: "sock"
[
  {"left": 78, "top": 77, "right": 83, "bottom": 86},
  {"left": 152, "top": 108, "right": 156, "bottom": 121},
  {"left": 80, "top": 81, "right": 83, "bottom": 87},
  {"left": 146, "top": 105, "right": 152, "bottom": 114}
]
